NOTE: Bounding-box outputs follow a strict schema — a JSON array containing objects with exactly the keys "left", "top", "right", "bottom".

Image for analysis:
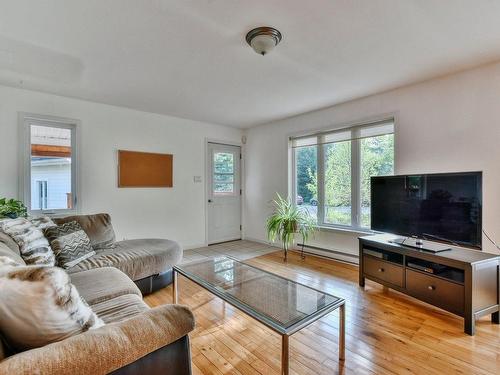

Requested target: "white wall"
[
  {"left": 244, "top": 61, "right": 500, "bottom": 258},
  {"left": 0, "top": 85, "right": 242, "bottom": 248}
]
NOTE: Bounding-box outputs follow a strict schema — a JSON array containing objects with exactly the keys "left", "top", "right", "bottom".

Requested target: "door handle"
[{"left": 208, "top": 199, "right": 212, "bottom": 203}]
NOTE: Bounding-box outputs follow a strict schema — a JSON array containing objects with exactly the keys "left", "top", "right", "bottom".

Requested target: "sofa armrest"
[{"left": 0, "top": 304, "right": 195, "bottom": 375}]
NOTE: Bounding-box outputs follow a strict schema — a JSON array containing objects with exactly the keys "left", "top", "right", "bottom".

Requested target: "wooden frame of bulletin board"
[{"left": 118, "top": 150, "right": 173, "bottom": 187}]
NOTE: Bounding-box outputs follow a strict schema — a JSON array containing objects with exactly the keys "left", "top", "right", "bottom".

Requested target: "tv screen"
[{"left": 371, "top": 172, "right": 482, "bottom": 249}]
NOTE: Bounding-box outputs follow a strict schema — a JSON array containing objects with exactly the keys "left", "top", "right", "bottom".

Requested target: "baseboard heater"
[{"left": 297, "top": 243, "right": 359, "bottom": 263}]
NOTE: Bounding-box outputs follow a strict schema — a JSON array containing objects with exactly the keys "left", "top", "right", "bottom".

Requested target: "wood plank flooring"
[{"left": 144, "top": 241, "right": 500, "bottom": 375}]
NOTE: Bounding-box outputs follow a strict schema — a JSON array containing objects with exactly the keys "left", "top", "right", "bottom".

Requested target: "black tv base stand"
[
  {"left": 390, "top": 236, "right": 452, "bottom": 253},
  {"left": 359, "top": 234, "right": 500, "bottom": 335}
]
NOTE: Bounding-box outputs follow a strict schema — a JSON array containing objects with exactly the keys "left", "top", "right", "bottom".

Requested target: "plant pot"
[{"left": 283, "top": 220, "right": 298, "bottom": 233}]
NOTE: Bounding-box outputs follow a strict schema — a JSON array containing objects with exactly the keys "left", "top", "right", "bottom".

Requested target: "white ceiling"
[{"left": 1, "top": 1, "right": 500, "bottom": 128}]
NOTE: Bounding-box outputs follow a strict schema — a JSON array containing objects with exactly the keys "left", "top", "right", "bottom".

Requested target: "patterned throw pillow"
[
  {"left": 0, "top": 216, "right": 56, "bottom": 266},
  {"left": 44, "top": 222, "right": 95, "bottom": 269},
  {"left": 0, "top": 256, "right": 104, "bottom": 350}
]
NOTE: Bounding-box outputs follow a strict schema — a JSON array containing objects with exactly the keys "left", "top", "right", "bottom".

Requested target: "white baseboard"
[
  {"left": 297, "top": 247, "right": 359, "bottom": 265},
  {"left": 243, "top": 236, "right": 280, "bottom": 248},
  {"left": 183, "top": 243, "right": 208, "bottom": 250},
  {"left": 243, "top": 236, "right": 359, "bottom": 265}
]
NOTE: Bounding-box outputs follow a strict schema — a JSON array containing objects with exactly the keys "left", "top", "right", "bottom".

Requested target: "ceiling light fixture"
[{"left": 246, "top": 27, "right": 282, "bottom": 56}]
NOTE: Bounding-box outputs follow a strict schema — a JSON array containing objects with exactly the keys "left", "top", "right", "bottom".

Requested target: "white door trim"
[{"left": 204, "top": 138, "right": 243, "bottom": 246}]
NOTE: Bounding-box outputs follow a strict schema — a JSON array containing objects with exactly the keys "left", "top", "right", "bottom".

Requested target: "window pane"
[
  {"left": 360, "top": 134, "right": 394, "bottom": 227},
  {"left": 214, "top": 174, "right": 234, "bottom": 183},
  {"left": 214, "top": 183, "right": 234, "bottom": 193},
  {"left": 214, "top": 152, "right": 234, "bottom": 173},
  {"left": 30, "top": 125, "right": 72, "bottom": 210},
  {"left": 324, "top": 141, "right": 351, "bottom": 225},
  {"left": 294, "top": 146, "right": 317, "bottom": 223}
]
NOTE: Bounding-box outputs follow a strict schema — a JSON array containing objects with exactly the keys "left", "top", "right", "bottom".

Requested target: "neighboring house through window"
[
  {"left": 35, "top": 180, "right": 48, "bottom": 210},
  {"left": 20, "top": 113, "right": 79, "bottom": 215},
  {"left": 291, "top": 118, "right": 395, "bottom": 230}
]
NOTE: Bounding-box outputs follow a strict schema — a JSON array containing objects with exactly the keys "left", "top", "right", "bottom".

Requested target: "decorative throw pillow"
[
  {"left": 0, "top": 216, "right": 56, "bottom": 266},
  {"left": 53, "top": 214, "right": 116, "bottom": 250},
  {"left": 43, "top": 222, "right": 95, "bottom": 269},
  {"left": 0, "top": 256, "right": 104, "bottom": 351}
]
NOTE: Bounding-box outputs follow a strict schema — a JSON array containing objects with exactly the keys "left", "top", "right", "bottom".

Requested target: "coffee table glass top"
[{"left": 174, "top": 256, "right": 344, "bottom": 334}]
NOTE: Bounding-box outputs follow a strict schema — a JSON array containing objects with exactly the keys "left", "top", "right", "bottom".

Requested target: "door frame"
[{"left": 204, "top": 138, "right": 244, "bottom": 246}]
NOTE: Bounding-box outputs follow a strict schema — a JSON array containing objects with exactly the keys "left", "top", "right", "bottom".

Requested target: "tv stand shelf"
[{"left": 359, "top": 234, "right": 500, "bottom": 335}]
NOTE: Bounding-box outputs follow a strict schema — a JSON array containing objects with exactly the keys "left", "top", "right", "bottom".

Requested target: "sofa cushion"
[
  {"left": 0, "top": 257, "right": 104, "bottom": 351},
  {"left": 0, "top": 217, "right": 56, "bottom": 266},
  {"left": 0, "top": 240, "right": 25, "bottom": 265},
  {"left": 66, "top": 239, "right": 182, "bottom": 281},
  {"left": 0, "top": 335, "right": 7, "bottom": 361},
  {"left": 71, "top": 267, "right": 142, "bottom": 306},
  {"left": 54, "top": 213, "right": 116, "bottom": 250},
  {"left": 44, "top": 222, "right": 95, "bottom": 268},
  {"left": 0, "top": 304, "right": 195, "bottom": 375},
  {"left": 92, "top": 294, "right": 149, "bottom": 324},
  {"left": 0, "top": 230, "right": 20, "bottom": 256}
]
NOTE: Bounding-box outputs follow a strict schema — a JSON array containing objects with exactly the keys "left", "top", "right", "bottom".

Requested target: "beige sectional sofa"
[
  {"left": 0, "top": 214, "right": 194, "bottom": 375},
  {"left": 53, "top": 214, "right": 183, "bottom": 294}
]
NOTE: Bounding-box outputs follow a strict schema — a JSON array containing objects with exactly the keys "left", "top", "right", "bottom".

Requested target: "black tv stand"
[
  {"left": 359, "top": 234, "right": 500, "bottom": 335},
  {"left": 390, "top": 236, "right": 452, "bottom": 253}
]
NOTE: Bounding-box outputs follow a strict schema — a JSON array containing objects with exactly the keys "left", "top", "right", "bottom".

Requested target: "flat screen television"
[{"left": 371, "top": 172, "right": 482, "bottom": 249}]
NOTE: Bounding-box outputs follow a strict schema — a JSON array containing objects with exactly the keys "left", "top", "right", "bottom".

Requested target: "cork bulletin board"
[{"left": 118, "top": 150, "right": 173, "bottom": 187}]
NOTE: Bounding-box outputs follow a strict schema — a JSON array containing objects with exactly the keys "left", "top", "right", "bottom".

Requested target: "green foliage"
[
  {"left": 306, "top": 167, "right": 317, "bottom": 200},
  {"left": 324, "top": 141, "right": 351, "bottom": 207},
  {"left": 360, "top": 134, "right": 394, "bottom": 207},
  {"left": 0, "top": 198, "right": 28, "bottom": 219},
  {"left": 325, "top": 209, "right": 351, "bottom": 225},
  {"left": 266, "top": 193, "right": 316, "bottom": 255},
  {"left": 214, "top": 152, "right": 234, "bottom": 173},
  {"left": 297, "top": 134, "right": 394, "bottom": 226}
]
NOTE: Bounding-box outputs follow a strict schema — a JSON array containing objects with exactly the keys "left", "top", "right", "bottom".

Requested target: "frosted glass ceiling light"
[{"left": 246, "top": 27, "right": 282, "bottom": 56}]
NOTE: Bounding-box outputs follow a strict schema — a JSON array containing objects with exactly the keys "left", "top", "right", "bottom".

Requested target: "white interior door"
[{"left": 207, "top": 143, "right": 241, "bottom": 244}]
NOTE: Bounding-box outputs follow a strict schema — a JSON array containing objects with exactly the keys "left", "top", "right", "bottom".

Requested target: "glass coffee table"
[{"left": 173, "top": 256, "right": 345, "bottom": 375}]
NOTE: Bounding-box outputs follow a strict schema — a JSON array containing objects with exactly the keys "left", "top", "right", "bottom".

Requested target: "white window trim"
[
  {"left": 290, "top": 115, "right": 396, "bottom": 232},
  {"left": 18, "top": 112, "right": 81, "bottom": 216}
]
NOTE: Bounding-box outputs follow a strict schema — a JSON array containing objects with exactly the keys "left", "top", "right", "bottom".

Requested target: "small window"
[
  {"left": 21, "top": 114, "right": 79, "bottom": 215},
  {"left": 213, "top": 152, "right": 235, "bottom": 194}
]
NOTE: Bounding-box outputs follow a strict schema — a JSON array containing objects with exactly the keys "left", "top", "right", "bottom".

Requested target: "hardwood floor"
[{"left": 144, "top": 243, "right": 500, "bottom": 375}]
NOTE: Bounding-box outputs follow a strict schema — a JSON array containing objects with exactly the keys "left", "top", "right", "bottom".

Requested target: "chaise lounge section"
[{"left": 54, "top": 213, "right": 183, "bottom": 294}]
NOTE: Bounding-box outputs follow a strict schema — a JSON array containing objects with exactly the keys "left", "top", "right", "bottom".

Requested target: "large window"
[
  {"left": 292, "top": 119, "right": 394, "bottom": 230},
  {"left": 21, "top": 114, "right": 79, "bottom": 215}
]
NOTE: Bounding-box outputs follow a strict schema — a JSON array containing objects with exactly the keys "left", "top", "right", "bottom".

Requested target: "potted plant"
[
  {"left": 266, "top": 193, "right": 316, "bottom": 261},
  {"left": 0, "top": 198, "right": 28, "bottom": 219}
]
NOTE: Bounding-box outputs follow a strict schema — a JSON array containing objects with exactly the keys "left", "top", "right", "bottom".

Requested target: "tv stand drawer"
[
  {"left": 363, "top": 256, "right": 404, "bottom": 287},
  {"left": 406, "top": 269, "right": 464, "bottom": 315}
]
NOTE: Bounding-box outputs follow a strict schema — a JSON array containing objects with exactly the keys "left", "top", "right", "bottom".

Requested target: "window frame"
[
  {"left": 19, "top": 113, "right": 81, "bottom": 216},
  {"left": 290, "top": 117, "right": 395, "bottom": 232}
]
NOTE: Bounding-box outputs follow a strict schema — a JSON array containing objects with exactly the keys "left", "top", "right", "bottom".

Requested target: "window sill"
[
  {"left": 29, "top": 209, "right": 79, "bottom": 218},
  {"left": 314, "top": 225, "right": 374, "bottom": 236}
]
